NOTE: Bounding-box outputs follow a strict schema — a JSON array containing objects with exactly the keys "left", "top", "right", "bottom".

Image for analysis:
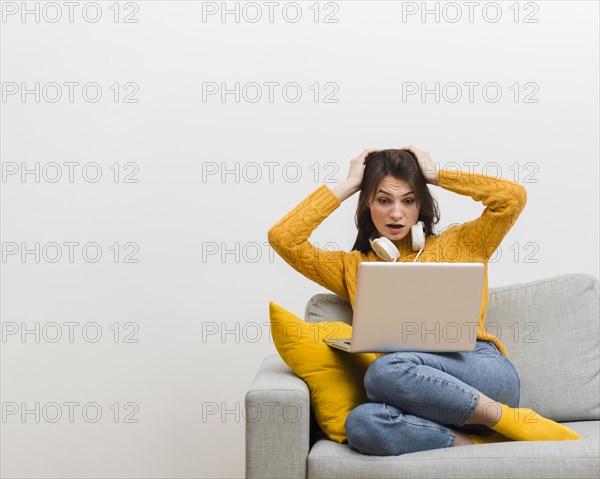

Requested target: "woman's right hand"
[{"left": 345, "top": 149, "right": 380, "bottom": 189}]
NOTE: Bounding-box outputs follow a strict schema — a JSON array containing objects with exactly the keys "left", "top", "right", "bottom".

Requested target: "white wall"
[{"left": 1, "top": 1, "right": 598, "bottom": 477}]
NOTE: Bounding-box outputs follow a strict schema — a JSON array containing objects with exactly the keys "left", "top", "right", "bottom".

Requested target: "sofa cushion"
[
  {"left": 307, "top": 421, "right": 600, "bottom": 479},
  {"left": 485, "top": 273, "right": 599, "bottom": 422},
  {"left": 305, "top": 293, "right": 353, "bottom": 326},
  {"left": 305, "top": 273, "right": 600, "bottom": 422},
  {"left": 269, "top": 301, "right": 378, "bottom": 443}
]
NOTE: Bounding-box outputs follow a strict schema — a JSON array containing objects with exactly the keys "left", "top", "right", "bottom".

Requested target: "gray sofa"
[{"left": 246, "top": 273, "right": 600, "bottom": 479}]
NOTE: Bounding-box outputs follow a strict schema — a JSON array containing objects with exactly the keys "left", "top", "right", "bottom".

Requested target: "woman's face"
[{"left": 369, "top": 175, "right": 420, "bottom": 241}]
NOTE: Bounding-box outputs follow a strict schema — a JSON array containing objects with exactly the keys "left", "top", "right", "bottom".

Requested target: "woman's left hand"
[{"left": 400, "top": 145, "right": 439, "bottom": 185}]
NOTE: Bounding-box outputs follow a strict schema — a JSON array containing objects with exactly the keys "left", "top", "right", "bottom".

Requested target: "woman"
[{"left": 267, "top": 147, "right": 581, "bottom": 456}]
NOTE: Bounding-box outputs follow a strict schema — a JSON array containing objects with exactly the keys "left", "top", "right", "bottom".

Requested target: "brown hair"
[{"left": 351, "top": 149, "right": 441, "bottom": 254}]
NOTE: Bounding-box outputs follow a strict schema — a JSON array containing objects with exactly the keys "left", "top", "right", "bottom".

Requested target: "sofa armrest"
[{"left": 245, "top": 353, "right": 310, "bottom": 479}]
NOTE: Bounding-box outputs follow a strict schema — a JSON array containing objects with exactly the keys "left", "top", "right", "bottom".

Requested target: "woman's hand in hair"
[
  {"left": 332, "top": 149, "right": 379, "bottom": 202},
  {"left": 400, "top": 145, "right": 439, "bottom": 185},
  {"left": 345, "top": 149, "right": 380, "bottom": 188}
]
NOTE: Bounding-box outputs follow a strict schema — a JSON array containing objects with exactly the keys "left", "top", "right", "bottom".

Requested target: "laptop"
[{"left": 323, "top": 262, "right": 485, "bottom": 353}]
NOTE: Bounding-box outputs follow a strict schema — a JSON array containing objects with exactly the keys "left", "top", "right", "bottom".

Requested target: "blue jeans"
[{"left": 345, "top": 340, "right": 521, "bottom": 456}]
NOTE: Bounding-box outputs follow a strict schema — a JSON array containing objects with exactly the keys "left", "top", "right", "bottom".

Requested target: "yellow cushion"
[{"left": 269, "top": 301, "right": 379, "bottom": 443}]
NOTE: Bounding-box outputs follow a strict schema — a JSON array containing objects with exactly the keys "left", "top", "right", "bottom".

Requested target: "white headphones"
[{"left": 368, "top": 221, "right": 426, "bottom": 262}]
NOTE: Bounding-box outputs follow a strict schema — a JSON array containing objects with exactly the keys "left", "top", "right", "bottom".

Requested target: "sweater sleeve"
[
  {"left": 437, "top": 169, "right": 528, "bottom": 260},
  {"left": 267, "top": 184, "right": 351, "bottom": 303}
]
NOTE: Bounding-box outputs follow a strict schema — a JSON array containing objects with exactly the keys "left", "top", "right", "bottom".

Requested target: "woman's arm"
[
  {"left": 267, "top": 181, "right": 354, "bottom": 303},
  {"left": 437, "top": 169, "right": 528, "bottom": 260},
  {"left": 267, "top": 150, "right": 377, "bottom": 302},
  {"left": 401, "top": 145, "right": 527, "bottom": 260},
  {"left": 331, "top": 178, "right": 361, "bottom": 202}
]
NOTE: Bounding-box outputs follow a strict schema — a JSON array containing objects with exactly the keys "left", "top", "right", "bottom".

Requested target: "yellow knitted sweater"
[{"left": 267, "top": 169, "right": 527, "bottom": 359}]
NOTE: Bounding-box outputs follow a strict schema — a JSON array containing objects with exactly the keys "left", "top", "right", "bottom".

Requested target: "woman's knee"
[
  {"left": 364, "top": 354, "right": 415, "bottom": 402},
  {"left": 345, "top": 402, "right": 455, "bottom": 456},
  {"left": 345, "top": 403, "right": 385, "bottom": 455},
  {"left": 363, "top": 356, "right": 389, "bottom": 401}
]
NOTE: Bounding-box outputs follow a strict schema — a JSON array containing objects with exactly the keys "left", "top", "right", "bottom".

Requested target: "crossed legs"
[
  {"left": 345, "top": 340, "right": 580, "bottom": 456},
  {"left": 345, "top": 341, "right": 520, "bottom": 455}
]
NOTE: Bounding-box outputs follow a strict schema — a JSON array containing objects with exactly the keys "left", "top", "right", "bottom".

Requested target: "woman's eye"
[{"left": 378, "top": 198, "right": 415, "bottom": 205}]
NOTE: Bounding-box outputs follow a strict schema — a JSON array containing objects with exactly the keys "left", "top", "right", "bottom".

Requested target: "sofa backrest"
[{"left": 304, "top": 273, "right": 599, "bottom": 422}]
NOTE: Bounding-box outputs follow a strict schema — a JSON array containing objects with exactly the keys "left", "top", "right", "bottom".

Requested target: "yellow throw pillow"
[{"left": 269, "top": 301, "right": 378, "bottom": 443}]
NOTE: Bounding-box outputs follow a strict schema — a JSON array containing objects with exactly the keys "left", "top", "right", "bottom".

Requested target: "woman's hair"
[{"left": 351, "top": 149, "right": 441, "bottom": 254}]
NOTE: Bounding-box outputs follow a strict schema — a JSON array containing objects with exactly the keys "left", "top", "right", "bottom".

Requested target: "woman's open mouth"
[{"left": 387, "top": 224, "right": 404, "bottom": 233}]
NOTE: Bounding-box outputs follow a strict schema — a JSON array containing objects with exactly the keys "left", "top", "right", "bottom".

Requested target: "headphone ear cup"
[
  {"left": 411, "top": 221, "right": 426, "bottom": 252},
  {"left": 369, "top": 235, "right": 400, "bottom": 262}
]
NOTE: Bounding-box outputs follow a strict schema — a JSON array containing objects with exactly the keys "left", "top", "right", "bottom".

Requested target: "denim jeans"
[{"left": 344, "top": 340, "right": 521, "bottom": 456}]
